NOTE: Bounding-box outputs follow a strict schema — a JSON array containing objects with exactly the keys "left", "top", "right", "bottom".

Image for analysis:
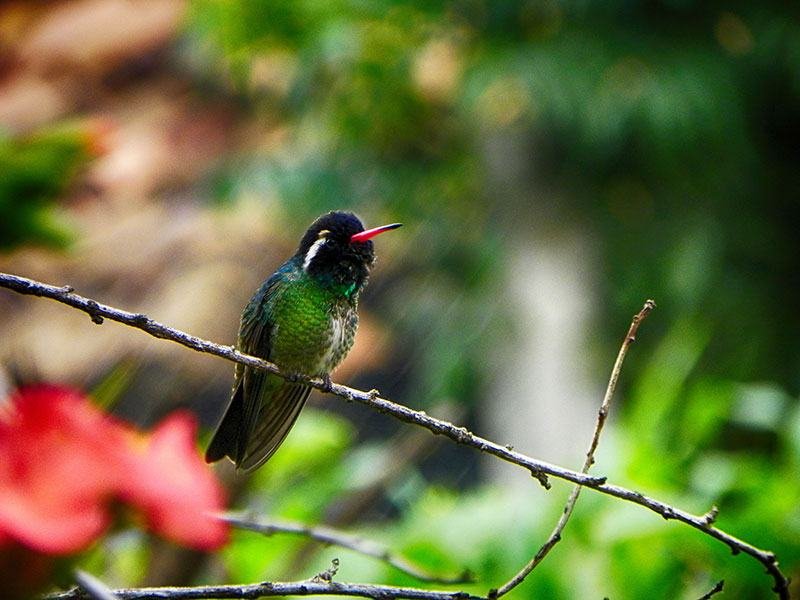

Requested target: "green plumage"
[
  {"left": 206, "top": 257, "right": 358, "bottom": 472},
  {"left": 205, "top": 211, "right": 399, "bottom": 473}
]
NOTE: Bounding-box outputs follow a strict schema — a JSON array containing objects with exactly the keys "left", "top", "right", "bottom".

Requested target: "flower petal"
[
  {"left": 117, "top": 411, "right": 228, "bottom": 549},
  {"left": 0, "top": 386, "right": 228, "bottom": 554}
]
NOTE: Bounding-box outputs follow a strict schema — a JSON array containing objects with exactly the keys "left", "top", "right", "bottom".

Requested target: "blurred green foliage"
[
  {"left": 0, "top": 122, "right": 100, "bottom": 249},
  {"left": 187, "top": 0, "right": 800, "bottom": 396},
  {"left": 180, "top": 1, "right": 800, "bottom": 597},
  {"left": 3, "top": 0, "right": 797, "bottom": 597},
  {"left": 82, "top": 400, "right": 800, "bottom": 597}
]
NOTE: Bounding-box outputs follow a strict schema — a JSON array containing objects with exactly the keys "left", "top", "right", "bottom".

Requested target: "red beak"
[{"left": 350, "top": 222, "right": 402, "bottom": 244}]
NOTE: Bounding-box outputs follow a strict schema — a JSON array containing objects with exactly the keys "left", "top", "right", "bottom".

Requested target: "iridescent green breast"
[{"left": 269, "top": 272, "right": 358, "bottom": 376}]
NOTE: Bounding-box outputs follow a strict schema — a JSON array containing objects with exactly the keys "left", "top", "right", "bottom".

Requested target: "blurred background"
[{"left": 1, "top": 1, "right": 798, "bottom": 598}]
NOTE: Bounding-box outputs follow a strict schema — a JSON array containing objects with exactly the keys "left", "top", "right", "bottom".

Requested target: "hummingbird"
[{"left": 205, "top": 211, "right": 401, "bottom": 472}]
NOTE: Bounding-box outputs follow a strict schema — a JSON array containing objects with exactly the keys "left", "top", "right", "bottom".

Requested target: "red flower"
[
  {"left": 117, "top": 411, "right": 229, "bottom": 549},
  {"left": 0, "top": 385, "right": 227, "bottom": 554}
]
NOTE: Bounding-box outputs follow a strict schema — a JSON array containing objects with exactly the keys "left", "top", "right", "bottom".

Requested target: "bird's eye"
[{"left": 317, "top": 229, "right": 330, "bottom": 239}]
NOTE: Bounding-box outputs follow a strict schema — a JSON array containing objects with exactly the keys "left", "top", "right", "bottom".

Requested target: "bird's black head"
[{"left": 296, "top": 211, "right": 401, "bottom": 298}]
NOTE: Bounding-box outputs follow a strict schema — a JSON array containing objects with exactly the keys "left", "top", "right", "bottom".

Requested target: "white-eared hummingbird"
[{"left": 205, "top": 211, "right": 401, "bottom": 472}]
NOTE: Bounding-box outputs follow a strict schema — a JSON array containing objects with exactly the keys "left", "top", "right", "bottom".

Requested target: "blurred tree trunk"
[{"left": 479, "top": 128, "right": 599, "bottom": 483}]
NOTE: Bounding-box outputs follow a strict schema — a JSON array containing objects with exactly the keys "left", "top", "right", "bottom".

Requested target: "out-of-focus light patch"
[
  {"left": 342, "top": 442, "right": 394, "bottom": 489},
  {"left": 249, "top": 50, "right": 299, "bottom": 97},
  {"left": 17, "top": 0, "right": 186, "bottom": 74},
  {"left": 474, "top": 76, "right": 534, "bottom": 127},
  {"left": 412, "top": 39, "right": 462, "bottom": 103},
  {"left": 595, "top": 499, "right": 663, "bottom": 543},
  {"left": 715, "top": 12, "right": 754, "bottom": 56},
  {"left": 89, "top": 530, "right": 147, "bottom": 589},
  {"left": 731, "top": 383, "right": 791, "bottom": 430},
  {"left": 385, "top": 469, "right": 427, "bottom": 510},
  {"left": 605, "top": 178, "right": 655, "bottom": 227},
  {"left": 690, "top": 453, "right": 736, "bottom": 497},
  {"left": 0, "top": 75, "right": 68, "bottom": 133}
]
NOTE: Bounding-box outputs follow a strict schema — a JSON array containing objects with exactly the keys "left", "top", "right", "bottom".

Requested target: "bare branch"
[
  {"left": 701, "top": 506, "right": 719, "bottom": 527},
  {"left": 493, "top": 300, "right": 656, "bottom": 597},
  {"left": 45, "top": 581, "right": 482, "bottom": 600},
  {"left": 0, "top": 272, "right": 789, "bottom": 599},
  {"left": 220, "top": 513, "right": 473, "bottom": 584}
]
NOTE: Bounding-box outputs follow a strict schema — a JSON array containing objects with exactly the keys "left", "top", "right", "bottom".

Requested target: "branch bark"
[
  {"left": 46, "top": 581, "right": 482, "bottom": 600},
  {"left": 493, "top": 300, "right": 656, "bottom": 597},
  {"left": 220, "top": 513, "right": 472, "bottom": 584},
  {"left": 0, "top": 272, "right": 789, "bottom": 599}
]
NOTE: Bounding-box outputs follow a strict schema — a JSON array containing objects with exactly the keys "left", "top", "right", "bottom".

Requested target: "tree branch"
[
  {"left": 697, "top": 580, "right": 725, "bottom": 600},
  {"left": 0, "top": 272, "right": 789, "bottom": 599},
  {"left": 219, "top": 513, "right": 473, "bottom": 585},
  {"left": 493, "top": 300, "right": 656, "bottom": 597},
  {"left": 46, "top": 581, "right": 482, "bottom": 600}
]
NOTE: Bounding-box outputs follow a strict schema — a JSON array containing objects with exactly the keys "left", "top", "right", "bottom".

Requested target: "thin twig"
[
  {"left": 0, "top": 272, "right": 789, "bottom": 599},
  {"left": 493, "top": 300, "right": 656, "bottom": 597},
  {"left": 220, "top": 513, "right": 473, "bottom": 584},
  {"left": 697, "top": 580, "right": 725, "bottom": 600},
  {"left": 74, "top": 571, "right": 121, "bottom": 600},
  {"left": 45, "top": 581, "right": 482, "bottom": 600},
  {"left": 311, "top": 559, "right": 340, "bottom": 583}
]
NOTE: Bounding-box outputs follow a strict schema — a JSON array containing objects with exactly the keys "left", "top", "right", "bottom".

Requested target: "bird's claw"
[{"left": 320, "top": 374, "right": 333, "bottom": 393}]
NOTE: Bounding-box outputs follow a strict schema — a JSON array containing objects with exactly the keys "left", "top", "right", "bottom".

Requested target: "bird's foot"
[
  {"left": 285, "top": 371, "right": 303, "bottom": 384},
  {"left": 319, "top": 374, "right": 333, "bottom": 393}
]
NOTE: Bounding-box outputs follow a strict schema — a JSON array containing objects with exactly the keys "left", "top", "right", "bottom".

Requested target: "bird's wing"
[
  {"left": 205, "top": 262, "right": 303, "bottom": 467},
  {"left": 236, "top": 378, "right": 312, "bottom": 472},
  {"left": 235, "top": 264, "right": 313, "bottom": 471}
]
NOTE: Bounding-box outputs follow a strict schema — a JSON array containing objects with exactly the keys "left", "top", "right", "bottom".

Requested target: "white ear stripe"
[{"left": 303, "top": 237, "right": 327, "bottom": 271}]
